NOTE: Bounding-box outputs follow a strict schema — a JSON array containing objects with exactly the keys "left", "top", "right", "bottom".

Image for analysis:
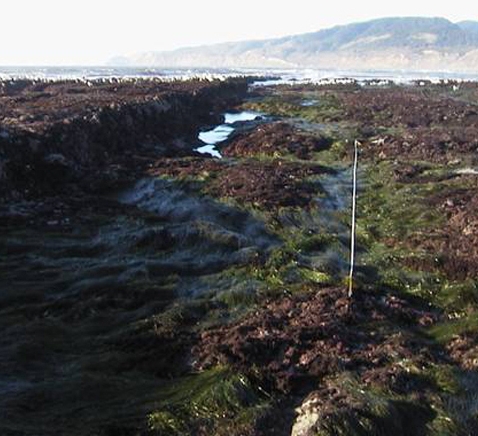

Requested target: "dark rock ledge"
[{"left": 0, "top": 78, "right": 251, "bottom": 201}]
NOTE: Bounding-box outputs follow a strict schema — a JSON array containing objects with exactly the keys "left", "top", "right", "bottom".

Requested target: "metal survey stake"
[{"left": 348, "top": 140, "right": 360, "bottom": 297}]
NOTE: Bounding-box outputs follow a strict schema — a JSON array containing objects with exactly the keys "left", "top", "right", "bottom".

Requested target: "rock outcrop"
[{"left": 0, "top": 78, "right": 251, "bottom": 200}]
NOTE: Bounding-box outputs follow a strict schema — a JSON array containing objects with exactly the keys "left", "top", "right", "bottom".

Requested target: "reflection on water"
[
  {"left": 224, "top": 111, "right": 259, "bottom": 124},
  {"left": 198, "top": 125, "right": 234, "bottom": 145},
  {"left": 196, "top": 144, "right": 222, "bottom": 158},
  {"left": 301, "top": 100, "right": 318, "bottom": 107},
  {"left": 196, "top": 111, "right": 260, "bottom": 158}
]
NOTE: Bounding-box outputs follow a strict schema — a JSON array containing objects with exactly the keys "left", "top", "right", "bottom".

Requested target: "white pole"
[{"left": 348, "top": 140, "right": 360, "bottom": 297}]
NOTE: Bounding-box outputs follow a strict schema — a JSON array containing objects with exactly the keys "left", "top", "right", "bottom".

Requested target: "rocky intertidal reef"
[
  {"left": 221, "top": 122, "right": 333, "bottom": 159},
  {"left": 0, "top": 78, "right": 250, "bottom": 201},
  {"left": 2, "top": 79, "right": 478, "bottom": 436}
]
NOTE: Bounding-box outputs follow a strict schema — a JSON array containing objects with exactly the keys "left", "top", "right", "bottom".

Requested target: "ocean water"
[
  {"left": 1, "top": 66, "right": 478, "bottom": 84},
  {"left": 0, "top": 66, "right": 250, "bottom": 81}
]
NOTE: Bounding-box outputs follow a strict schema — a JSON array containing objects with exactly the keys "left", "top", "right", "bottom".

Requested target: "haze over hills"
[{"left": 111, "top": 17, "right": 478, "bottom": 72}]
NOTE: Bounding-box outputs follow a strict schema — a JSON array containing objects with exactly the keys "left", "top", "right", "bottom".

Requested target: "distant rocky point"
[{"left": 110, "top": 17, "right": 478, "bottom": 72}]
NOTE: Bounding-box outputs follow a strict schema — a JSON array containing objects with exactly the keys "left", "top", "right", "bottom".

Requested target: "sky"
[{"left": 1, "top": 0, "right": 477, "bottom": 65}]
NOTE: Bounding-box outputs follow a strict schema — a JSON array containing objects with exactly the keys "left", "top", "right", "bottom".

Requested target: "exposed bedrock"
[{"left": 0, "top": 78, "right": 251, "bottom": 200}]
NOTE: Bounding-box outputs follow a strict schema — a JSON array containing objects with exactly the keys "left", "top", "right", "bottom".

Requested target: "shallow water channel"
[{"left": 196, "top": 111, "right": 260, "bottom": 158}]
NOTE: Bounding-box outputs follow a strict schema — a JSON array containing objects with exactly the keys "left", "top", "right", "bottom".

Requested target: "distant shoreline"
[{"left": 1, "top": 66, "right": 478, "bottom": 83}]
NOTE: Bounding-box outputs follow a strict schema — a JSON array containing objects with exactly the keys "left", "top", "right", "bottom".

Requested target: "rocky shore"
[
  {"left": 1, "top": 77, "right": 478, "bottom": 436},
  {"left": 0, "top": 78, "right": 250, "bottom": 202}
]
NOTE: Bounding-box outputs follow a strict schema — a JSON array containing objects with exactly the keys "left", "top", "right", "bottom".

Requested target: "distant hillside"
[
  {"left": 111, "top": 17, "right": 478, "bottom": 72},
  {"left": 457, "top": 21, "right": 478, "bottom": 35}
]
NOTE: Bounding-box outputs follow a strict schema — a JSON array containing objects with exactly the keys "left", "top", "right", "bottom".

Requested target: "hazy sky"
[{"left": 1, "top": 0, "right": 477, "bottom": 65}]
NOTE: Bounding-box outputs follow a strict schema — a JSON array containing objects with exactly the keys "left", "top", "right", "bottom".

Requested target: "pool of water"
[
  {"left": 224, "top": 111, "right": 259, "bottom": 124},
  {"left": 301, "top": 99, "right": 318, "bottom": 107},
  {"left": 196, "top": 111, "right": 260, "bottom": 158}
]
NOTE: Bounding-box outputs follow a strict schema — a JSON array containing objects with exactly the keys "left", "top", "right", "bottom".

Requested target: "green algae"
[
  {"left": 244, "top": 92, "right": 346, "bottom": 123},
  {"left": 147, "top": 367, "right": 271, "bottom": 435},
  {"left": 299, "top": 268, "right": 333, "bottom": 285},
  {"left": 429, "top": 312, "right": 478, "bottom": 343},
  {"left": 311, "top": 373, "right": 459, "bottom": 436}
]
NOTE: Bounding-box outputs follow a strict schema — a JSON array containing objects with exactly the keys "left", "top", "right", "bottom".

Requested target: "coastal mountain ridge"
[{"left": 110, "top": 17, "right": 478, "bottom": 72}]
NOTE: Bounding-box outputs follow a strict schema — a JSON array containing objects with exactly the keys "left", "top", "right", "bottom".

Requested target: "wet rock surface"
[
  {"left": 339, "top": 87, "right": 478, "bottom": 163},
  {"left": 222, "top": 122, "right": 333, "bottom": 159},
  {"left": 150, "top": 157, "right": 333, "bottom": 209},
  {"left": 193, "top": 287, "right": 437, "bottom": 393},
  {"left": 406, "top": 184, "right": 478, "bottom": 280},
  {"left": 206, "top": 160, "right": 332, "bottom": 209}
]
